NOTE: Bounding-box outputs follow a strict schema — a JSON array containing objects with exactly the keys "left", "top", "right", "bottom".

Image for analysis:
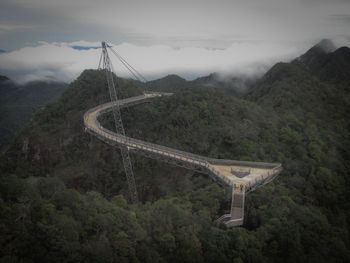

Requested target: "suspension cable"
[
  {"left": 108, "top": 46, "right": 148, "bottom": 82},
  {"left": 98, "top": 51, "right": 103, "bottom": 70}
]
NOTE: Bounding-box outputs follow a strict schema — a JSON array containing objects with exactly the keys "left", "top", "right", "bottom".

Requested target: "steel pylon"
[{"left": 101, "top": 41, "right": 138, "bottom": 203}]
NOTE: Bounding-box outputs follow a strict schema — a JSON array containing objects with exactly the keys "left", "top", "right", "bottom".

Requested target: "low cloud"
[
  {"left": 0, "top": 24, "right": 36, "bottom": 33},
  {"left": 0, "top": 40, "right": 306, "bottom": 83}
]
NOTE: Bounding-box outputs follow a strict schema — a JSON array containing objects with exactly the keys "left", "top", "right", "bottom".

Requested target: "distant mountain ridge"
[
  {"left": 0, "top": 75, "right": 10, "bottom": 82},
  {"left": 143, "top": 72, "right": 258, "bottom": 96}
]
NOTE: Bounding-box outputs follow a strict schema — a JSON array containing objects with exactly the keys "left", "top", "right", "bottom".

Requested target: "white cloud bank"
[{"left": 0, "top": 40, "right": 311, "bottom": 83}]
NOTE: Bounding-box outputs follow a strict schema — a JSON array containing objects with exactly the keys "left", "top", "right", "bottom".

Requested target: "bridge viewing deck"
[{"left": 83, "top": 92, "right": 282, "bottom": 227}]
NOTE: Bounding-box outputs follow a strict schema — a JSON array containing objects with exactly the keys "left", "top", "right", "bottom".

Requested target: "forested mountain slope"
[
  {"left": 293, "top": 39, "right": 350, "bottom": 84},
  {"left": 0, "top": 42, "right": 350, "bottom": 262},
  {"left": 0, "top": 76, "right": 67, "bottom": 152}
]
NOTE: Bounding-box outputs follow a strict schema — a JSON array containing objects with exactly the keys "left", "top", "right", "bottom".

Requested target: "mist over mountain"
[
  {"left": 144, "top": 39, "right": 349, "bottom": 96},
  {"left": 192, "top": 72, "right": 260, "bottom": 95},
  {"left": 293, "top": 39, "right": 350, "bottom": 83},
  {"left": 143, "top": 72, "right": 259, "bottom": 96},
  {"left": 0, "top": 40, "right": 350, "bottom": 262}
]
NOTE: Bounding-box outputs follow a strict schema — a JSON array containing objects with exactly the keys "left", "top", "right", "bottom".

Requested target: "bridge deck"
[{"left": 83, "top": 93, "right": 282, "bottom": 227}]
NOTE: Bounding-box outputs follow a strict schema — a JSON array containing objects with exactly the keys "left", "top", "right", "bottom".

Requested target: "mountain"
[
  {"left": 292, "top": 39, "right": 336, "bottom": 74},
  {"left": 0, "top": 75, "right": 9, "bottom": 82},
  {"left": 293, "top": 39, "right": 350, "bottom": 83},
  {"left": 142, "top": 39, "right": 347, "bottom": 95},
  {"left": 1, "top": 70, "right": 144, "bottom": 192},
  {"left": 189, "top": 73, "right": 258, "bottom": 96},
  {"left": 1, "top": 42, "right": 350, "bottom": 262},
  {"left": 0, "top": 76, "right": 68, "bottom": 152},
  {"left": 294, "top": 39, "right": 336, "bottom": 65},
  {"left": 248, "top": 40, "right": 350, "bottom": 115},
  {"left": 246, "top": 42, "right": 350, "bottom": 167},
  {"left": 143, "top": 74, "right": 187, "bottom": 92},
  {"left": 144, "top": 72, "right": 258, "bottom": 96},
  {"left": 246, "top": 62, "right": 334, "bottom": 115}
]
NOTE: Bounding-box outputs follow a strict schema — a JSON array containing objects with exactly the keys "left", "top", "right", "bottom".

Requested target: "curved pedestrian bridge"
[{"left": 83, "top": 92, "right": 282, "bottom": 227}]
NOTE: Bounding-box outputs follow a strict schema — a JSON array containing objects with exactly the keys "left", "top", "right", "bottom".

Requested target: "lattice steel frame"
[{"left": 101, "top": 41, "right": 138, "bottom": 203}]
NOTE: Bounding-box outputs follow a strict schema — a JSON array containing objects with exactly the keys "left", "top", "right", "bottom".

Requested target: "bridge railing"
[
  {"left": 97, "top": 124, "right": 208, "bottom": 166},
  {"left": 85, "top": 103, "right": 233, "bottom": 184},
  {"left": 85, "top": 94, "right": 281, "bottom": 166},
  {"left": 83, "top": 94, "right": 282, "bottom": 189},
  {"left": 85, "top": 96, "right": 211, "bottom": 163}
]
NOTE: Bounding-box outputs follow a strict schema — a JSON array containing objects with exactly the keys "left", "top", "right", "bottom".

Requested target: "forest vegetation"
[
  {"left": 0, "top": 41, "right": 349, "bottom": 262},
  {"left": 0, "top": 76, "right": 67, "bottom": 152}
]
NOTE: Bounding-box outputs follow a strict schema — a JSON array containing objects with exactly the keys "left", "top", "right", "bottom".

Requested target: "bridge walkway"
[{"left": 83, "top": 93, "right": 282, "bottom": 227}]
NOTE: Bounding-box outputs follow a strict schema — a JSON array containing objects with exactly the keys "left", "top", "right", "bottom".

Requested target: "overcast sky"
[{"left": 0, "top": 0, "right": 349, "bottom": 82}]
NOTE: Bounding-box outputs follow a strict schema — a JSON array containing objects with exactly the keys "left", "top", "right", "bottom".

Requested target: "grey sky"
[
  {"left": 2, "top": 0, "right": 350, "bottom": 49},
  {"left": 0, "top": 0, "right": 349, "bottom": 82}
]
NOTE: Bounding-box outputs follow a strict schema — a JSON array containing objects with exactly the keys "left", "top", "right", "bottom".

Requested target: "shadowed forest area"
[{"left": 0, "top": 77, "right": 67, "bottom": 153}]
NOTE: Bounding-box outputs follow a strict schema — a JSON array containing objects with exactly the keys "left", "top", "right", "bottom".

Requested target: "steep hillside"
[
  {"left": 247, "top": 42, "right": 350, "bottom": 127},
  {"left": 0, "top": 76, "right": 68, "bottom": 152},
  {"left": 1, "top": 69, "right": 146, "bottom": 197},
  {"left": 246, "top": 43, "right": 350, "bottom": 234},
  {"left": 246, "top": 44, "right": 350, "bottom": 190},
  {"left": 293, "top": 39, "right": 350, "bottom": 84},
  {"left": 1, "top": 41, "right": 350, "bottom": 262},
  {"left": 143, "top": 74, "right": 187, "bottom": 92},
  {"left": 246, "top": 62, "right": 340, "bottom": 118},
  {"left": 292, "top": 39, "right": 336, "bottom": 71}
]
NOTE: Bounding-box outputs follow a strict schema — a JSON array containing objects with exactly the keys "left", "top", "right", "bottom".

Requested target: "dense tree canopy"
[
  {"left": 0, "top": 76, "right": 67, "bottom": 152},
  {"left": 1, "top": 44, "right": 350, "bottom": 262}
]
